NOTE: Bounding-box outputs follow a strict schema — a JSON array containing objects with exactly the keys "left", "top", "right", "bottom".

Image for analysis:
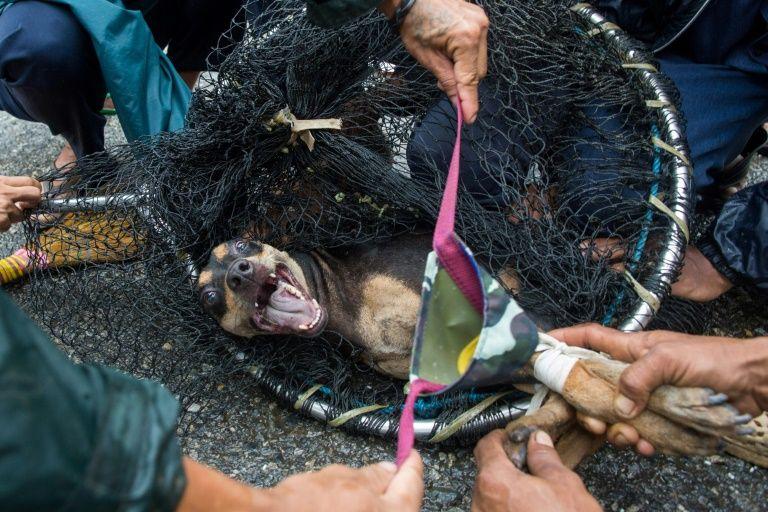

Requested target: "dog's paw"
[{"left": 648, "top": 385, "right": 754, "bottom": 437}]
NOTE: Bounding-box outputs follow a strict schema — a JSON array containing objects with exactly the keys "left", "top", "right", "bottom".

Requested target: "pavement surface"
[{"left": 2, "top": 111, "right": 767, "bottom": 511}]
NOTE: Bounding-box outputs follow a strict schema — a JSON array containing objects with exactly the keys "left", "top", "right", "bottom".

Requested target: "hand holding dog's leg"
[
  {"left": 472, "top": 430, "right": 602, "bottom": 512},
  {"left": 551, "top": 324, "right": 768, "bottom": 454}
]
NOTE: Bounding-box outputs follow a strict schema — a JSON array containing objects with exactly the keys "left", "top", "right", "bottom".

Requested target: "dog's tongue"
[{"left": 265, "top": 282, "right": 315, "bottom": 329}]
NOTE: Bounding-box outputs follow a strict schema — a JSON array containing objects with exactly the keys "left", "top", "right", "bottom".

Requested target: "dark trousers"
[
  {"left": 0, "top": 0, "right": 242, "bottom": 159},
  {"left": 407, "top": 0, "right": 768, "bottom": 207}
]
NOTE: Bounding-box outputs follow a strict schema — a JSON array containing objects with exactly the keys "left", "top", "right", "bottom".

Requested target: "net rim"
[{"left": 251, "top": 2, "right": 694, "bottom": 441}]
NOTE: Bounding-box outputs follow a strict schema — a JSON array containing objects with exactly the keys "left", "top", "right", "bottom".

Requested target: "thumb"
[
  {"left": 525, "top": 431, "right": 569, "bottom": 481},
  {"left": 384, "top": 450, "right": 424, "bottom": 511},
  {"left": 357, "top": 461, "right": 398, "bottom": 494}
]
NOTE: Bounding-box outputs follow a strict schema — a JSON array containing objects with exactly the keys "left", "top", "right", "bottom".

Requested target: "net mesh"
[{"left": 10, "top": 0, "right": 709, "bottom": 442}]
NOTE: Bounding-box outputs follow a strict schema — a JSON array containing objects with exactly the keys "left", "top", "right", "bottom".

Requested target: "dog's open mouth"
[{"left": 250, "top": 264, "right": 325, "bottom": 336}]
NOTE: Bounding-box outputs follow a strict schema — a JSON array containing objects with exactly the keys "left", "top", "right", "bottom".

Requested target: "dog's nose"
[{"left": 227, "top": 258, "right": 253, "bottom": 290}]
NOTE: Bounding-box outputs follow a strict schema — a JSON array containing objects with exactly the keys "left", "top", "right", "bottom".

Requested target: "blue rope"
[
  {"left": 602, "top": 124, "right": 662, "bottom": 325},
  {"left": 314, "top": 385, "right": 497, "bottom": 419}
]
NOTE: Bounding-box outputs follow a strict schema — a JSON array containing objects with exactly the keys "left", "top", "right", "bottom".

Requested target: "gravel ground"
[{"left": 2, "top": 111, "right": 767, "bottom": 511}]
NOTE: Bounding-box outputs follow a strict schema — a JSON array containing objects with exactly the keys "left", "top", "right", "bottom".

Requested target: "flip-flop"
[{"left": 100, "top": 92, "right": 116, "bottom": 116}]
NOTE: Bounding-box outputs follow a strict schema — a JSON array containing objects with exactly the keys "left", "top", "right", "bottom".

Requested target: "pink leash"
[
  {"left": 396, "top": 100, "right": 483, "bottom": 466},
  {"left": 395, "top": 379, "right": 446, "bottom": 465}
]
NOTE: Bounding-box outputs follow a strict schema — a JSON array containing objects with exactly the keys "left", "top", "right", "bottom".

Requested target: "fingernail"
[
  {"left": 734, "top": 413, "right": 753, "bottom": 425},
  {"left": 707, "top": 393, "right": 729, "bottom": 405},
  {"left": 379, "top": 461, "right": 397, "bottom": 472},
  {"left": 614, "top": 434, "right": 628, "bottom": 447},
  {"left": 534, "top": 430, "right": 554, "bottom": 447},
  {"left": 614, "top": 394, "right": 637, "bottom": 418}
]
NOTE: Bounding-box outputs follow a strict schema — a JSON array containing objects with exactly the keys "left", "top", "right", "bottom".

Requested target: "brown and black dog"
[
  {"left": 197, "top": 234, "right": 431, "bottom": 378},
  {"left": 197, "top": 234, "right": 768, "bottom": 468}
]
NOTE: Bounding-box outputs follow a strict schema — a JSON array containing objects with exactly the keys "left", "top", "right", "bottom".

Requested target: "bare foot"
[
  {"left": 54, "top": 143, "right": 76, "bottom": 171},
  {"left": 671, "top": 246, "right": 733, "bottom": 302}
]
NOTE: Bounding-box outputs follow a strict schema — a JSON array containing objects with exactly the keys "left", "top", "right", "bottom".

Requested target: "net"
[{"left": 9, "top": 0, "right": 700, "bottom": 442}]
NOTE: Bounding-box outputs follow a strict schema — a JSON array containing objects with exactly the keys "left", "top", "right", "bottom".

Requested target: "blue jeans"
[{"left": 0, "top": 0, "right": 243, "bottom": 159}]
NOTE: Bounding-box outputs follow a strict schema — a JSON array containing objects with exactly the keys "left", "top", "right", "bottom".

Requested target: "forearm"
[{"left": 176, "top": 458, "right": 272, "bottom": 512}]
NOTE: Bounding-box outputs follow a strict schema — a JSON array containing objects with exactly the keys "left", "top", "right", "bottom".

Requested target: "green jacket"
[
  {"left": 0, "top": 0, "right": 190, "bottom": 141},
  {"left": 0, "top": 290, "right": 186, "bottom": 511}
]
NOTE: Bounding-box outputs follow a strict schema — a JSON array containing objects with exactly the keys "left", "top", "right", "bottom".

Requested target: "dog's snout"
[{"left": 227, "top": 258, "right": 253, "bottom": 290}]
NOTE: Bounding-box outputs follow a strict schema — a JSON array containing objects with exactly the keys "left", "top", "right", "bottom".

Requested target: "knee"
[
  {"left": 0, "top": 3, "right": 98, "bottom": 89},
  {"left": 407, "top": 117, "right": 453, "bottom": 184}
]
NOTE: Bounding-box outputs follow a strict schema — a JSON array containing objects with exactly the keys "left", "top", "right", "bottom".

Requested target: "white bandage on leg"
[
  {"left": 526, "top": 332, "right": 604, "bottom": 414},
  {"left": 533, "top": 347, "right": 579, "bottom": 394}
]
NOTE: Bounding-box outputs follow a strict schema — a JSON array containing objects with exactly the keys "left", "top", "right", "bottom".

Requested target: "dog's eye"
[
  {"left": 202, "top": 290, "right": 219, "bottom": 306},
  {"left": 234, "top": 240, "right": 248, "bottom": 252}
]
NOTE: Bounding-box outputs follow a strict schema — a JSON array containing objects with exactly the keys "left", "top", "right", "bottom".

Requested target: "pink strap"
[
  {"left": 396, "top": 101, "right": 482, "bottom": 466},
  {"left": 432, "top": 101, "right": 484, "bottom": 313},
  {"left": 395, "top": 378, "right": 445, "bottom": 466}
]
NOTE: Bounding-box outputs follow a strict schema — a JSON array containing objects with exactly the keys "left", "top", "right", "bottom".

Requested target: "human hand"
[
  {"left": 267, "top": 450, "right": 424, "bottom": 512},
  {"left": 671, "top": 246, "right": 733, "bottom": 302},
  {"left": 550, "top": 324, "right": 768, "bottom": 454},
  {"left": 379, "top": 0, "right": 488, "bottom": 123},
  {"left": 472, "top": 429, "right": 602, "bottom": 512},
  {"left": 580, "top": 241, "right": 731, "bottom": 303},
  {"left": 0, "top": 176, "right": 41, "bottom": 231}
]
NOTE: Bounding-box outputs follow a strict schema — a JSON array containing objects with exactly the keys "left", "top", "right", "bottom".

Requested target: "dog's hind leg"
[
  {"left": 560, "top": 359, "right": 723, "bottom": 456},
  {"left": 579, "top": 357, "right": 753, "bottom": 438},
  {"left": 502, "top": 392, "right": 605, "bottom": 470},
  {"left": 555, "top": 425, "right": 605, "bottom": 469},
  {"left": 502, "top": 393, "right": 576, "bottom": 468}
]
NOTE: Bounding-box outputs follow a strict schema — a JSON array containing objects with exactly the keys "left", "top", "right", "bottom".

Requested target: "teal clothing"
[
  {"left": 0, "top": 290, "right": 186, "bottom": 511},
  {"left": 0, "top": 0, "right": 190, "bottom": 141}
]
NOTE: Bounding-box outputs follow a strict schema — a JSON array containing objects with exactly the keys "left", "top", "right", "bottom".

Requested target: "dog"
[{"left": 197, "top": 234, "right": 432, "bottom": 378}]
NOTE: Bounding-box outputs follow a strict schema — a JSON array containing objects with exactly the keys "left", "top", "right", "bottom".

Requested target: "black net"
[{"left": 11, "top": 0, "right": 702, "bottom": 442}]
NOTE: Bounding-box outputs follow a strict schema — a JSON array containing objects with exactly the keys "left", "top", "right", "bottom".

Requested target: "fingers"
[
  {"left": 357, "top": 461, "right": 397, "bottom": 494},
  {"left": 7, "top": 186, "right": 43, "bottom": 206},
  {"left": 636, "top": 439, "right": 656, "bottom": 457},
  {"left": 0, "top": 175, "right": 42, "bottom": 190},
  {"left": 384, "top": 451, "right": 424, "bottom": 510},
  {"left": 548, "top": 323, "right": 641, "bottom": 362},
  {"left": 576, "top": 412, "right": 607, "bottom": 436},
  {"left": 525, "top": 431, "right": 571, "bottom": 481},
  {"left": 474, "top": 429, "right": 520, "bottom": 474},
  {"left": 615, "top": 346, "right": 683, "bottom": 418},
  {"left": 605, "top": 424, "right": 655, "bottom": 456},
  {"left": 431, "top": 52, "right": 462, "bottom": 106},
  {"left": 0, "top": 201, "right": 23, "bottom": 232},
  {"left": 449, "top": 14, "right": 488, "bottom": 123},
  {"left": 606, "top": 423, "right": 640, "bottom": 449}
]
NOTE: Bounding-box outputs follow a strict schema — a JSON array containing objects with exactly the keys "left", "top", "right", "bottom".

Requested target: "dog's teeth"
[
  {"left": 254, "top": 302, "right": 259, "bottom": 308},
  {"left": 284, "top": 284, "right": 305, "bottom": 299},
  {"left": 269, "top": 273, "right": 277, "bottom": 279},
  {"left": 298, "top": 324, "right": 309, "bottom": 330},
  {"left": 312, "top": 299, "right": 320, "bottom": 308}
]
